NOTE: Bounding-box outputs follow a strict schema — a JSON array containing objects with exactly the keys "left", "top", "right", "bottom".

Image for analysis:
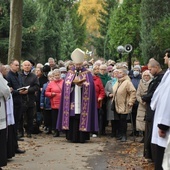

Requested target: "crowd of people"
[{"left": 0, "top": 48, "right": 170, "bottom": 170}]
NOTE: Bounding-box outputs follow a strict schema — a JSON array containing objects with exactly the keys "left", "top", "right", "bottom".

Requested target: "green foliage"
[
  {"left": 151, "top": 15, "right": 170, "bottom": 51},
  {"left": 108, "top": 0, "right": 141, "bottom": 62},
  {"left": 0, "top": 0, "right": 86, "bottom": 63},
  {"left": 140, "top": 0, "right": 170, "bottom": 63},
  {"left": 34, "top": 0, "right": 86, "bottom": 62},
  {"left": 70, "top": 3, "right": 86, "bottom": 47},
  {"left": 94, "top": 0, "right": 117, "bottom": 59},
  {"left": 22, "top": 0, "right": 39, "bottom": 60},
  {"left": 35, "top": 0, "right": 61, "bottom": 62},
  {"left": 60, "top": 11, "right": 77, "bottom": 60},
  {"left": 0, "top": 1, "right": 10, "bottom": 63},
  {"left": 98, "top": 0, "right": 116, "bottom": 37}
]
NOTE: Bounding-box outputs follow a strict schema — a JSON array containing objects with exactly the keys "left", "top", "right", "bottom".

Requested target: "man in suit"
[{"left": 6, "top": 59, "right": 25, "bottom": 154}]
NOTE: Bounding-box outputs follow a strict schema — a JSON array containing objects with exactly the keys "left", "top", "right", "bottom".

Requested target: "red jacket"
[
  {"left": 93, "top": 75, "right": 105, "bottom": 108},
  {"left": 45, "top": 79, "right": 64, "bottom": 109}
]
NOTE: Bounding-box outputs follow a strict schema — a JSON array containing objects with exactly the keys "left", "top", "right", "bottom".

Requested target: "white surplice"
[
  {"left": 151, "top": 69, "right": 170, "bottom": 147},
  {"left": 6, "top": 93, "right": 15, "bottom": 126},
  {"left": 0, "top": 73, "right": 10, "bottom": 130},
  {"left": 75, "top": 84, "right": 81, "bottom": 114}
]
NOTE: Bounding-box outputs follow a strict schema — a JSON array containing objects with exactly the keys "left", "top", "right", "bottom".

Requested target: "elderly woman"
[
  {"left": 45, "top": 69, "right": 64, "bottom": 137},
  {"left": 92, "top": 65, "right": 105, "bottom": 136},
  {"left": 105, "top": 69, "right": 119, "bottom": 137},
  {"left": 136, "top": 70, "right": 152, "bottom": 142},
  {"left": 98, "top": 64, "right": 111, "bottom": 135},
  {"left": 112, "top": 68, "right": 136, "bottom": 142},
  {"left": 40, "top": 71, "right": 53, "bottom": 134}
]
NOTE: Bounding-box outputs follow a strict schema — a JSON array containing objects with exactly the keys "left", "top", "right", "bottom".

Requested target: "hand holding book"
[{"left": 17, "top": 85, "right": 30, "bottom": 91}]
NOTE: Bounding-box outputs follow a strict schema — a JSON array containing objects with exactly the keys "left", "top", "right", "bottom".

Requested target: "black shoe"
[
  {"left": 139, "top": 137, "right": 144, "bottom": 143},
  {"left": 111, "top": 132, "right": 116, "bottom": 138},
  {"left": 129, "top": 132, "right": 134, "bottom": 136},
  {"left": 26, "top": 134, "right": 32, "bottom": 138},
  {"left": 53, "top": 133, "right": 59, "bottom": 137},
  {"left": 18, "top": 133, "right": 24, "bottom": 138},
  {"left": 135, "top": 131, "right": 139, "bottom": 137},
  {"left": 116, "top": 134, "right": 122, "bottom": 140},
  {"left": 120, "top": 136, "right": 127, "bottom": 142},
  {"left": 45, "top": 130, "right": 52, "bottom": 134},
  {"left": 130, "top": 131, "right": 139, "bottom": 137},
  {"left": 53, "top": 130, "right": 59, "bottom": 137},
  {"left": 101, "top": 132, "right": 107, "bottom": 136},
  {"left": 15, "top": 148, "right": 26, "bottom": 154},
  {"left": 17, "top": 137, "right": 24, "bottom": 141}
]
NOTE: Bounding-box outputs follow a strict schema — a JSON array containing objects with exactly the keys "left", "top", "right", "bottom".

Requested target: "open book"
[{"left": 17, "top": 85, "right": 30, "bottom": 91}]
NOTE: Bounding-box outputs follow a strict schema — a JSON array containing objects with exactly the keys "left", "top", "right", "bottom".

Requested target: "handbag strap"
[
  {"left": 56, "top": 83, "right": 62, "bottom": 92},
  {"left": 113, "top": 82, "right": 121, "bottom": 100}
]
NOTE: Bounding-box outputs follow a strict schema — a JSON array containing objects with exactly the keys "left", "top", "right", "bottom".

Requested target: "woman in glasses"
[{"left": 136, "top": 70, "right": 153, "bottom": 143}]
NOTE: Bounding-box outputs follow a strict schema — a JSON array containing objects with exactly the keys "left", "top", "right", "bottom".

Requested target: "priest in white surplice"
[
  {"left": 0, "top": 68, "right": 10, "bottom": 169},
  {"left": 151, "top": 49, "right": 170, "bottom": 170}
]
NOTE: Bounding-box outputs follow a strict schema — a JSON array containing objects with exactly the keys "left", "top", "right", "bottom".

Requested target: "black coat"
[
  {"left": 6, "top": 70, "right": 22, "bottom": 105},
  {"left": 142, "top": 71, "right": 164, "bottom": 122},
  {"left": 21, "top": 72, "right": 39, "bottom": 107}
]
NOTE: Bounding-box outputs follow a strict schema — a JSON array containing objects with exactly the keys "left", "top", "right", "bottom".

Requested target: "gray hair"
[
  {"left": 48, "top": 71, "right": 53, "bottom": 77},
  {"left": 148, "top": 59, "right": 160, "bottom": 68},
  {"left": 99, "top": 64, "right": 107, "bottom": 69},
  {"left": 52, "top": 69, "right": 61, "bottom": 75},
  {"left": 118, "top": 68, "right": 128, "bottom": 75}
]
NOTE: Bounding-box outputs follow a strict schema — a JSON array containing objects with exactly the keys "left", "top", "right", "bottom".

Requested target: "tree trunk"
[{"left": 8, "top": 0, "right": 23, "bottom": 64}]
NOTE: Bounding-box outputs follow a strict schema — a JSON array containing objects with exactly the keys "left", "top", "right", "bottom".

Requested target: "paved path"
[
  {"left": 4, "top": 133, "right": 106, "bottom": 170},
  {"left": 3, "top": 126, "right": 154, "bottom": 170}
]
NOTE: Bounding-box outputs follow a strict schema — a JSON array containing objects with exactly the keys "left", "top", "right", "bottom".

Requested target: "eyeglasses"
[{"left": 143, "top": 75, "right": 150, "bottom": 76}]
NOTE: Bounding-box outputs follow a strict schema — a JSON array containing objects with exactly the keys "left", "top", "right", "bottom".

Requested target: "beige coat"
[
  {"left": 113, "top": 75, "right": 136, "bottom": 114},
  {"left": 136, "top": 79, "right": 151, "bottom": 131}
]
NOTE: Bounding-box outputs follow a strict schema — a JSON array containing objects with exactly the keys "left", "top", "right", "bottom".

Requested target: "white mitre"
[{"left": 71, "top": 48, "right": 85, "bottom": 64}]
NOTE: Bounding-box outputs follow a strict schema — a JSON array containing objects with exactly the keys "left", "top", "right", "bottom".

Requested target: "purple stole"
[{"left": 61, "top": 70, "right": 91, "bottom": 132}]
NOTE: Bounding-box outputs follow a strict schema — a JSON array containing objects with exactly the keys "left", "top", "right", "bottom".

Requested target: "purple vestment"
[{"left": 57, "top": 67, "right": 98, "bottom": 132}]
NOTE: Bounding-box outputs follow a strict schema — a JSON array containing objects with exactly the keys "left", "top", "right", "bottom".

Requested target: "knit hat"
[
  {"left": 133, "top": 65, "right": 141, "bottom": 71},
  {"left": 59, "top": 67, "right": 67, "bottom": 73}
]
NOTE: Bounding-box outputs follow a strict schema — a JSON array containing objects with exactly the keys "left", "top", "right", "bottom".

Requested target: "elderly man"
[
  {"left": 48, "top": 57, "right": 56, "bottom": 70},
  {"left": 20, "top": 60, "right": 39, "bottom": 138},
  {"left": 57, "top": 48, "right": 98, "bottom": 143},
  {"left": 6, "top": 59, "right": 25, "bottom": 154}
]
